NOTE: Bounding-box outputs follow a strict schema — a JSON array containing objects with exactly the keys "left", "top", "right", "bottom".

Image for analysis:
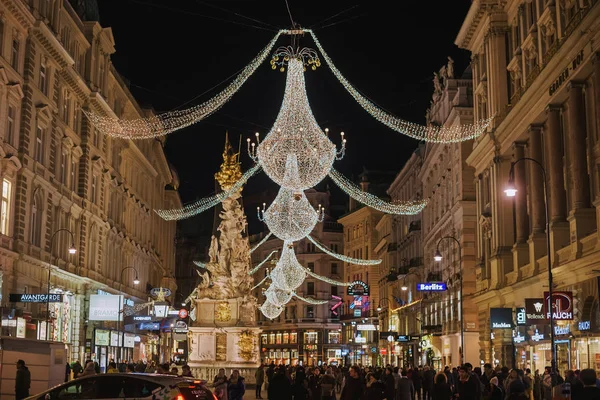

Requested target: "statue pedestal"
[{"left": 188, "top": 298, "right": 261, "bottom": 384}]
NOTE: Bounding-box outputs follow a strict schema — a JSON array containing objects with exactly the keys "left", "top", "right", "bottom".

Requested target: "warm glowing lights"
[
  {"left": 265, "top": 285, "right": 293, "bottom": 307},
  {"left": 155, "top": 164, "right": 261, "bottom": 221},
  {"left": 269, "top": 243, "right": 306, "bottom": 291},
  {"left": 253, "top": 57, "right": 343, "bottom": 191},
  {"left": 307, "top": 29, "right": 493, "bottom": 143},
  {"left": 85, "top": 33, "right": 283, "bottom": 139},
  {"left": 329, "top": 168, "right": 428, "bottom": 215},
  {"left": 306, "top": 235, "right": 382, "bottom": 266},
  {"left": 259, "top": 300, "right": 283, "bottom": 319}
]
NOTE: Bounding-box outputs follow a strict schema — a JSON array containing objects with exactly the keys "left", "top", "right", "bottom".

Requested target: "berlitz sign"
[
  {"left": 544, "top": 291, "right": 573, "bottom": 320},
  {"left": 9, "top": 294, "right": 63, "bottom": 303},
  {"left": 416, "top": 282, "right": 447, "bottom": 292}
]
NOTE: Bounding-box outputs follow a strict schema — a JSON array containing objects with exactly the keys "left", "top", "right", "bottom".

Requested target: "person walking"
[
  {"left": 228, "top": 369, "right": 245, "bottom": 400},
  {"left": 107, "top": 362, "right": 119, "bottom": 373},
  {"left": 72, "top": 360, "right": 83, "bottom": 380},
  {"left": 363, "top": 372, "right": 385, "bottom": 400},
  {"left": 255, "top": 364, "right": 265, "bottom": 399},
  {"left": 579, "top": 368, "right": 600, "bottom": 400},
  {"left": 456, "top": 366, "right": 478, "bottom": 400},
  {"left": 396, "top": 370, "right": 415, "bottom": 400},
  {"left": 383, "top": 367, "right": 396, "bottom": 400},
  {"left": 65, "top": 362, "right": 71, "bottom": 382},
  {"left": 341, "top": 366, "right": 364, "bottom": 400},
  {"left": 268, "top": 366, "right": 292, "bottom": 400},
  {"left": 431, "top": 372, "right": 452, "bottom": 400},
  {"left": 15, "top": 360, "right": 31, "bottom": 400},
  {"left": 489, "top": 377, "right": 504, "bottom": 400},
  {"left": 413, "top": 368, "right": 423, "bottom": 400},
  {"left": 81, "top": 361, "right": 96, "bottom": 377},
  {"left": 320, "top": 368, "right": 337, "bottom": 400}
]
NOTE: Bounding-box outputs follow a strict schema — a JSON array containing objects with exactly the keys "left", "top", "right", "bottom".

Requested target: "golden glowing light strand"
[
  {"left": 250, "top": 232, "right": 273, "bottom": 253},
  {"left": 307, "top": 29, "right": 493, "bottom": 143},
  {"left": 293, "top": 293, "right": 329, "bottom": 305},
  {"left": 155, "top": 163, "right": 262, "bottom": 221},
  {"left": 84, "top": 32, "right": 283, "bottom": 139},
  {"left": 307, "top": 234, "right": 382, "bottom": 266},
  {"left": 329, "top": 168, "right": 428, "bottom": 215},
  {"left": 249, "top": 250, "right": 279, "bottom": 275},
  {"left": 305, "top": 268, "right": 353, "bottom": 286}
]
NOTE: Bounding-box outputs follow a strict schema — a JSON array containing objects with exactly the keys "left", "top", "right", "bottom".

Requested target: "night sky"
[{"left": 96, "top": 1, "right": 472, "bottom": 235}]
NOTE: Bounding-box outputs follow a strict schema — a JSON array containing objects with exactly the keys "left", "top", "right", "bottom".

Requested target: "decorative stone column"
[
  {"left": 567, "top": 81, "right": 596, "bottom": 255},
  {"left": 527, "top": 125, "right": 547, "bottom": 275},
  {"left": 592, "top": 54, "right": 600, "bottom": 235},
  {"left": 545, "top": 105, "right": 570, "bottom": 260},
  {"left": 490, "top": 158, "right": 515, "bottom": 286},
  {"left": 512, "top": 143, "right": 529, "bottom": 271},
  {"left": 492, "top": 329, "right": 514, "bottom": 369},
  {"left": 486, "top": 25, "right": 509, "bottom": 129}
]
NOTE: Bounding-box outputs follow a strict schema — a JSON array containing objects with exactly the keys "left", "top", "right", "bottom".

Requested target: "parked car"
[{"left": 26, "top": 373, "right": 215, "bottom": 400}]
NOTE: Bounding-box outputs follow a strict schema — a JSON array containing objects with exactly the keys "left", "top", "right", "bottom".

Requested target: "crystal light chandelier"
[
  {"left": 269, "top": 242, "right": 306, "bottom": 291},
  {"left": 259, "top": 299, "right": 283, "bottom": 320},
  {"left": 265, "top": 285, "right": 293, "bottom": 307}
]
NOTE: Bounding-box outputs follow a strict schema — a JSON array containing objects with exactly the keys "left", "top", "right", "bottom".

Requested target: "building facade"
[
  {"left": 0, "top": 0, "right": 180, "bottom": 367},
  {"left": 457, "top": 0, "right": 600, "bottom": 372},
  {"left": 252, "top": 189, "right": 344, "bottom": 367}
]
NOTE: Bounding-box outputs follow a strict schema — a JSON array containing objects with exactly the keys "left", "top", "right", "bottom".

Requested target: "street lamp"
[
  {"left": 119, "top": 266, "right": 139, "bottom": 365},
  {"left": 376, "top": 298, "right": 391, "bottom": 312},
  {"left": 47, "top": 229, "right": 77, "bottom": 341},
  {"left": 434, "top": 236, "right": 464, "bottom": 365},
  {"left": 505, "top": 157, "right": 556, "bottom": 381}
]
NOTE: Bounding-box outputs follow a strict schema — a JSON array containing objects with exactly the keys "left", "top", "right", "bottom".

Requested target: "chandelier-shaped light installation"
[
  {"left": 155, "top": 163, "right": 261, "bottom": 221},
  {"left": 85, "top": 32, "right": 283, "bottom": 139},
  {"left": 253, "top": 51, "right": 344, "bottom": 191},
  {"left": 258, "top": 187, "right": 324, "bottom": 242},
  {"left": 260, "top": 300, "right": 283, "bottom": 319},
  {"left": 249, "top": 250, "right": 279, "bottom": 275},
  {"left": 265, "top": 285, "right": 293, "bottom": 307},
  {"left": 305, "top": 29, "right": 493, "bottom": 143},
  {"left": 269, "top": 245, "right": 306, "bottom": 292}
]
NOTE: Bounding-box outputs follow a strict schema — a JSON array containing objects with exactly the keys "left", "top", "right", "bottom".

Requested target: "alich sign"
[{"left": 347, "top": 281, "right": 369, "bottom": 296}]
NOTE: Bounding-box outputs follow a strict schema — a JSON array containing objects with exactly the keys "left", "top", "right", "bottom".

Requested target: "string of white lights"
[
  {"left": 293, "top": 293, "right": 329, "bottom": 305},
  {"left": 193, "top": 261, "right": 206, "bottom": 269},
  {"left": 328, "top": 168, "right": 428, "bottom": 215},
  {"left": 307, "top": 234, "right": 382, "bottom": 265},
  {"left": 265, "top": 285, "right": 293, "bottom": 307},
  {"left": 253, "top": 55, "right": 343, "bottom": 191},
  {"left": 269, "top": 243, "right": 306, "bottom": 291},
  {"left": 251, "top": 272, "right": 270, "bottom": 291},
  {"left": 250, "top": 232, "right": 273, "bottom": 253},
  {"left": 304, "top": 268, "right": 353, "bottom": 286},
  {"left": 306, "top": 30, "right": 493, "bottom": 143},
  {"left": 156, "top": 163, "right": 262, "bottom": 221},
  {"left": 124, "top": 302, "right": 153, "bottom": 317},
  {"left": 84, "top": 32, "right": 283, "bottom": 139},
  {"left": 248, "top": 250, "right": 279, "bottom": 275}
]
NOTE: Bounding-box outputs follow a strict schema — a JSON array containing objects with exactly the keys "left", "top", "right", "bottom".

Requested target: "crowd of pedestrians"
[{"left": 252, "top": 362, "right": 600, "bottom": 400}]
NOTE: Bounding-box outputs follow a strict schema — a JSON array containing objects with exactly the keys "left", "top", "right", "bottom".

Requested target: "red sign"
[
  {"left": 178, "top": 309, "right": 188, "bottom": 319},
  {"left": 380, "top": 348, "right": 387, "bottom": 355},
  {"left": 543, "top": 291, "right": 573, "bottom": 320}
]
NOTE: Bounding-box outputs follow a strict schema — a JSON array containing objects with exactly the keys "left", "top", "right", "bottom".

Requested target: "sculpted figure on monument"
[
  {"left": 433, "top": 72, "right": 442, "bottom": 95},
  {"left": 447, "top": 56, "right": 455, "bottom": 79}
]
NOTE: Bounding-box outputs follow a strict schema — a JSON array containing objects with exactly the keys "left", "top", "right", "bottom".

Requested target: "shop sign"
[
  {"left": 525, "top": 298, "right": 546, "bottom": 323},
  {"left": 531, "top": 329, "right": 545, "bottom": 342},
  {"left": 355, "top": 335, "right": 366, "bottom": 343},
  {"left": 347, "top": 281, "right": 369, "bottom": 296},
  {"left": 490, "top": 308, "right": 513, "bottom": 329},
  {"left": 150, "top": 287, "right": 172, "bottom": 298},
  {"left": 139, "top": 322, "right": 160, "bottom": 330},
  {"left": 544, "top": 291, "right": 573, "bottom": 320},
  {"left": 380, "top": 348, "right": 387, "bottom": 355},
  {"left": 516, "top": 308, "right": 526, "bottom": 325},
  {"left": 110, "top": 331, "right": 122, "bottom": 347},
  {"left": 579, "top": 321, "right": 591, "bottom": 331},
  {"left": 554, "top": 325, "right": 570, "bottom": 336},
  {"left": 173, "top": 320, "right": 188, "bottom": 334},
  {"left": 371, "top": 347, "right": 377, "bottom": 353},
  {"left": 416, "top": 282, "right": 447, "bottom": 292},
  {"left": 124, "top": 333, "right": 135, "bottom": 348},
  {"left": 357, "top": 324, "right": 376, "bottom": 331},
  {"left": 349, "top": 296, "right": 363, "bottom": 309},
  {"left": 513, "top": 332, "right": 526, "bottom": 344},
  {"left": 395, "top": 335, "right": 410, "bottom": 342},
  {"left": 178, "top": 309, "right": 188, "bottom": 319},
  {"left": 379, "top": 331, "right": 398, "bottom": 340},
  {"left": 89, "top": 295, "right": 121, "bottom": 321},
  {"left": 548, "top": 49, "right": 584, "bottom": 96},
  {"left": 9, "top": 293, "right": 63, "bottom": 303},
  {"left": 353, "top": 309, "right": 362, "bottom": 317},
  {"left": 95, "top": 329, "right": 110, "bottom": 346}
]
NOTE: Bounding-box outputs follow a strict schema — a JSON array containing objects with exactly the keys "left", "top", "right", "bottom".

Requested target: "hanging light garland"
[
  {"left": 193, "top": 261, "right": 206, "bottom": 269},
  {"left": 84, "top": 32, "right": 283, "bottom": 139},
  {"left": 305, "top": 268, "right": 353, "bottom": 286},
  {"left": 252, "top": 272, "right": 271, "bottom": 291},
  {"left": 251, "top": 54, "right": 345, "bottom": 191},
  {"left": 293, "top": 293, "right": 330, "bottom": 305},
  {"left": 123, "top": 301, "right": 153, "bottom": 317},
  {"left": 156, "top": 163, "right": 261, "bottom": 221},
  {"left": 307, "top": 234, "right": 382, "bottom": 265},
  {"left": 265, "top": 285, "right": 293, "bottom": 307},
  {"left": 328, "top": 168, "right": 428, "bottom": 215},
  {"left": 250, "top": 232, "right": 273, "bottom": 253},
  {"left": 269, "top": 242, "right": 306, "bottom": 291},
  {"left": 258, "top": 187, "right": 324, "bottom": 242},
  {"left": 249, "top": 250, "right": 279, "bottom": 275},
  {"left": 306, "top": 29, "right": 493, "bottom": 143}
]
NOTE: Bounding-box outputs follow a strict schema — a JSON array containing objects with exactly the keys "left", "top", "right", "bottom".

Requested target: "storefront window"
[
  {"left": 328, "top": 332, "right": 341, "bottom": 344},
  {"left": 305, "top": 332, "right": 318, "bottom": 344},
  {"left": 269, "top": 333, "right": 275, "bottom": 344},
  {"left": 290, "top": 333, "right": 297, "bottom": 344},
  {"left": 283, "top": 333, "right": 289, "bottom": 344},
  {"left": 261, "top": 334, "right": 267, "bottom": 345},
  {"left": 276, "top": 333, "right": 282, "bottom": 344}
]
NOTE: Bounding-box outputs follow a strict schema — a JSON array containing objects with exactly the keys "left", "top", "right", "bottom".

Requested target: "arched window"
[
  {"left": 30, "top": 190, "right": 43, "bottom": 247},
  {"left": 88, "top": 224, "right": 99, "bottom": 271}
]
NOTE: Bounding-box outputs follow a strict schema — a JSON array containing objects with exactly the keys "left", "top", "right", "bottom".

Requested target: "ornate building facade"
[
  {"left": 0, "top": 0, "right": 179, "bottom": 365},
  {"left": 251, "top": 189, "right": 344, "bottom": 366},
  {"left": 457, "top": 0, "right": 600, "bottom": 372}
]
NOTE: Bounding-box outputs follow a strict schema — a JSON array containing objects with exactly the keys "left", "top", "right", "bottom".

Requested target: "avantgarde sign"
[
  {"left": 416, "top": 282, "right": 447, "bottom": 292},
  {"left": 9, "top": 294, "right": 63, "bottom": 303}
]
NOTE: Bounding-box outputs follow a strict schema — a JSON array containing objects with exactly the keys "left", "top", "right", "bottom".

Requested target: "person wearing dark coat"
[
  {"left": 423, "top": 367, "right": 435, "bottom": 400},
  {"left": 342, "top": 366, "right": 365, "bottom": 400},
  {"left": 396, "top": 372, "right": 415, "bottom": 400},
  {"left": 255, "top": 364, "right": 265, "bottom": 399},
  {"left": 579, "top": 368, "right": 600, "bottom": 400},
  {"left": 489, "top": 377, "right": 503, "bottom": 400},
  {"left": 268, "top": 366, "right": 292, "bottom": 400},
  {"left": 383, "top": 367, "right": 396, "bottom": 400},
  {"left": 431, "top": 372, "right": 452, "bottom": 400},
  {"left": 15, "top": 360, "right": 31, "bottom": 400},
  {"left": 363, "top": 372, "right": 386, "bottom": 400},
  {"left": 227, "top": 370, "right": 245, "bottom": 400},
  {"left": 412, "top": 368, "right": 423, "bottom": 400},
  {"left": 308, "top": 368, "right": 322, "bottom": 399},
  {"left": 456, "top": 366, "right": 478, "bottom": 400}
]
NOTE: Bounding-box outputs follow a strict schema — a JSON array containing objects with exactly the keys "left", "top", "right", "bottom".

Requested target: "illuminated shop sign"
[
  {"left": 531, "top": 329, "right": 545, "bottom": 342},
  {"left": 525, "top": 298, "right": 545, "bottom": 324},
  {"left": 554, "top": 325, "right": 570, "bottom": 336},
  {"left": 347, "top": 281, "right": 369, "bottom": 296},
  {"left": 416, "top": 282, "right": 447, "bottom": 292},
  {"left": 579, "top": 321, "right": 591, "bottom": 331},
  {"left": 513, "top": 333, "right": 526, "bottom": 343},
  {"left": 490, "top": 308, "right": 513, "bottom": 329},
  {"left": 516, "top": 308, "right": 526, "bottom": 325},
  {"left": 357, "top": 324, "right": 376, "bottom": 331},
  {"left": 9, "top": 294, "right": 63, "bottom": 303},
  {"left": 543, "top": 291, "right": 573, "bottom": 320}
]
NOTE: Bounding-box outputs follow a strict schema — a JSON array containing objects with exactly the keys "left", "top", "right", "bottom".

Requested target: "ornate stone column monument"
[{"left": 187, "top": 134, "right": 261, "bottom": 383}]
